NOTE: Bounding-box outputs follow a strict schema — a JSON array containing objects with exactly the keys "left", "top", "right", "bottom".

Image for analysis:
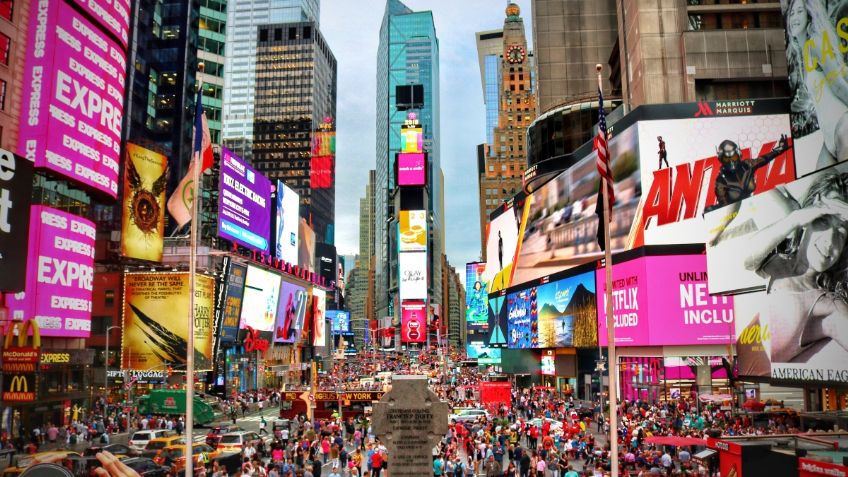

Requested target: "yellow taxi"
[
  {"left": 154, "top": 444, "right": 219, "bottom": 473},
  {"left": 143, "top": 435, "right": 187, "bottom": 458}
]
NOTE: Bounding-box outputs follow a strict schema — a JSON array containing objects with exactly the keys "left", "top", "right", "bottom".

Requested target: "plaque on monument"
[{"left": 372, "top": 375, "right": 449, "bottom": 477}]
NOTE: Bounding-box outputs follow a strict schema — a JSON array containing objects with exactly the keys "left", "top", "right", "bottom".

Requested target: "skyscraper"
[
  {"left": 475, "top": 29, "right": 504, "bottom": 146},
  {"left": 252, "top": 21, "right": 337, "bottom": 242},
  {"left": 375, "top": 0, "right": 443, "bottom": 327},
  {"left": 222, "top": 0, "right": 319, "bottom": 162},
  {"left": 477, "top": 4, "right": 535, "bottom": 256}
]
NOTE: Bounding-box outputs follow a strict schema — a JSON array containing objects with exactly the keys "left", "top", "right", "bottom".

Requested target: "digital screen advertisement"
[
  {"left": 465, "top": 262, "right": 489, "bottom": 343},
  {"left": 397, "top": 153, "right": 426, "bottom": 187},
  {"left": 299, "top": 218, "right": 316, "bottom": 273},
  {"left": 401, "top": 126, "right": 423, "bottom": 153},
  {"left": 239, "top": 265, "right": 282, "bottom": 332},
  {"left": 596, "top": 253, "right": 735, "bottom": 347},
  {"left": 5, "top": 206, "right": 95, "bottom": 337},
  {"left": 485, "top": 203, "right": 525, "bottom": 293},
  {"left": 218, "top": 148, "right": 271, "bottom": 252},
  {"left": 312, "top": 288, "right": 327, "bottom": 347},
  {"left": 328, "top": 310, "right": 351, "bottom": 335},
  {"left": 541, "top": 352, "right": 556, "bottom": 375},
  {"left": 0, "top": 149, "right": 33, "bottom": 292},
  {"left": 466, "top": 343, "right": 501, "bottom": 364},
  {"left": 399, "top": 252, "right": 427, "bottom": 300},
  {"left": 275, "top": 180, "right": 300, "bottom": 265},
  {"left": 219, "top": 262, "right": 247, "bottom": 342},
  {"left": 486, "top": 293, "right": 508, "bottom": 348},
  {"left": 401, "top": 301, "right": 426, "bottom": 343},
  {"left": 18, "top": 0, "right": 126, "bottom": 198},
  {"left": 398, "top": 210, "right": 427, "bottom": 252},
  {"left": 121, "top": 143, "right": 168, "bottom": 262},
  {"left": 121, "top": 273, "right": 215, "bottom": 371},
  {"left": 310, "top": 156, "right": 333, "bottom": 189},
  {"left": 274, "top": 281, "right": 308, "bottom": 344}
]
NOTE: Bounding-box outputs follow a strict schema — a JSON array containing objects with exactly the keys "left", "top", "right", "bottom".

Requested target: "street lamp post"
[{"left": 104, "top": 325, "right": 121, "bottom": 395}]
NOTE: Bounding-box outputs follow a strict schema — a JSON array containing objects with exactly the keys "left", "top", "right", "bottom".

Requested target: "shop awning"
[
  {"left": 692, "top": 448, "right": 717, "bottom": 465},
  {"left": 699, "top": 393, "right": 733, "bottom": 403},
  {"left": 645, "top": 436, "right": 707, "bottom": 447}
]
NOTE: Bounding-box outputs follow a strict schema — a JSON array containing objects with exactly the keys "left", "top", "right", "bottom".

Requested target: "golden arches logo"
[
  {"left": 3, "top": 319, "right": 41, "bottom": 349},
  {"left": 9, "top": 375, "right": 27, "bottom": 393}
]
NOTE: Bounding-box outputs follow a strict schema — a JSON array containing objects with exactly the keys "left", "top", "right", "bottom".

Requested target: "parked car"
[
  {"left": 529, "top": 417, "right": 564, "bottom": 431},
  {"left": 215, "top": 431, "right": 267, "bottom": 454},
  {"left": 122, "top": 457, "right": 170, "bottom": 477},
  {"left": 129, "top": 430, "right": 174, "bottom": 451},
  {"left": 448, "top": 409, "right": 490, "bottom": 424},
  {"left": 205, "top": 425, "right": 243, "bottom": 447}
]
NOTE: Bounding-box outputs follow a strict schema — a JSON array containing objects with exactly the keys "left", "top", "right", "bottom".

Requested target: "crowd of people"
[{"left": 2, "top": 346, "right": 816, "bottom": 477}]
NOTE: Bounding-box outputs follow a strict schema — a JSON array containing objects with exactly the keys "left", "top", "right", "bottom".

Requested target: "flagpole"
[
  {"left": 597, "top": 63, "right": 619, "bottom": 477},
  {"left": 184, "top": 62, "right": 205, "bottom": 477}
]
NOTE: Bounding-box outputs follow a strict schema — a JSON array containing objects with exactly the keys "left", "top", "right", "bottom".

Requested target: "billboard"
[
  {"left": 275, "top": 281, "right": 308, "bottom": 344},
  {"left": 0, "top": 149, "right": 33, "bottom": 292},
  {"left": 380, "top": 316, "right": 395, "bottom": 350},
  {"left": 506, "top": 269, "right": 597, "bottom": 349},
  {"left": 312, "top": 288, "right": 327, "bottom": 347},
  {"left": 401, "top": 301, "right": 426, "bottom": 343},
  {"left": 706, "top": 162, "right": 848, "bottom": 294},
  {"left": 121, "top": 143, "right": 168, "bottom": 262},
  {"left": 121, "top": 273, "right": 215, "bottom": 371},
  {"left": 466, "top": 343, "right": 501, "bottom": 364},
  {"left": 485, "top": 200, "right": 526, "bottom": 293},
  {"left": 632, "top": 115, "right": 794, "bottom": 246},
  {"left": 239, "top": 265, "right": 282, "bottom": 332},
  {"left": 219, "top": 262, "right": 247, "bottom": 342},
  {"left": 328, "top": 310, "right": 351, "bottom": 335},
  {"left": 541, "top": 352, "right": 556, "bottom": 375},
  {"left": 597, "top": 253, "right": 735, "bottom": 347},
  {"left": 707, "top": 163, "right": 848, "bottom": 384},
  {"left": 5, "top": 206, "right": 94, "bottom": 337},
  {"left": 398, "top": 210, "right": 427, "bottom": 252},
  {"left": 401, "top": 127, "right": 423, "bottom": 153},
  {"left": 513, "top": 123, "right": 640, "bottom": 285},
  {"left": 397, "top": 153, "right": 426, "bottom": 187},
  {"left": 18, "top": 0, "right": 126, "bottom": 198},
  {"left": 310, "top": 156, "right": 334, "bottom": 189},
  {"left": 782, "top": 0, "right": 848, "bottom": 175},
  {"left": 299, "top": 218, "right": 316, "bottom": 273},
  {"left": 218, "top": 148, "right": 271, "bottom": 252},
  {"left": 75, "top": 0, "right": 131, "bottom": 49},
  {"left": 316, "top": 242, "right": 337, "bottom": 288},
  {"left": 399, "top": 252, "right": 427, "bottom": 300},
  {"left": 465, "top": 263, "right": 489, "bottom": 343},
  {"left": 275, "top": 181, "right": 299, "bottom": 264}
]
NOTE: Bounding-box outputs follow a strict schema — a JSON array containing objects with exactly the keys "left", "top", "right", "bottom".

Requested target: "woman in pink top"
[{"left": 321, "top": 437, "right": 331, "bottom": 463}]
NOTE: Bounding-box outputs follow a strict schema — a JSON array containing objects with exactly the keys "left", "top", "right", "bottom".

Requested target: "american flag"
[
  {"left": 594, "top": 87, "right": 614, "bottom": 207},
  {"left": 594, "top": 87, "right": 614, "bottom": 250}
]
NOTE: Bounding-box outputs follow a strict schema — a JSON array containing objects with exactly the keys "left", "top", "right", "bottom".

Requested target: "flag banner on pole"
[
  {"left": 167, "top": 88, "right": 213, "bottom": 228},
  {"left": 593, "top": 87, "right": 614, "bottom": 251}
]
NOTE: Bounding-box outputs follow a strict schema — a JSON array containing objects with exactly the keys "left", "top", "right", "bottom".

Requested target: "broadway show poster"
[
  {"left": 121, "top": 143, "right": 168, "bottom": 262},
  {"left": 122, "top": 273, "right": 215, "bottom": 371},
  {"left": 782, "top": 0, "right": 848, "bottom": 172},
  {"left": 312, "top": 288, "right": 327, "bottom": 347},
  {"left": 707, "top": 162, "right": 848, "bottom": 384},
  {"left": 507, "top": 287, "right": 536, "bottom": 349},
  {"left": 484, "top": 201, "right": 527, "bottom": 293}
]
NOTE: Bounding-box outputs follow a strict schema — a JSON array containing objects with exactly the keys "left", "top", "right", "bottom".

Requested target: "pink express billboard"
[
  {"left": 71, "top": 0, "right": 131, "bottom": 48},
  {"left": 18, "top": 0, "right": 126, "bottom": 198},
  {"left": 6, "top": 206, "right": 95, "bottom": 338},
  {"left": 597, "top": 253, "right": 734, "bottom": 346}
]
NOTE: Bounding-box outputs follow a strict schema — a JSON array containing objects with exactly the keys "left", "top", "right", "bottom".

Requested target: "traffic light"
[{"left": 167, "top": 366, "right": 173, "bottom": 377}]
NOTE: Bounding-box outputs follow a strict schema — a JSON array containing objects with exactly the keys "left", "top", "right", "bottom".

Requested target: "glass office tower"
[{"left": 375, "top": 0, "right": 443, "bottom": 325}]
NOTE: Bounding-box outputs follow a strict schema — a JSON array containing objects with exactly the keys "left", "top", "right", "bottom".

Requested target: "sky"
[{"left": 321, "top": 0, "right": 533, "bottom": 270}]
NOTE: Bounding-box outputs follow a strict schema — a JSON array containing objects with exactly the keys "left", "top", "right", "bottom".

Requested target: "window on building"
[
  {"left": 0, "top": 32, "right": 9, "bottom": 65},
  {"left": 303, "top": 26, "right": 312, "bottom": 39},
  {"left": 288, "top": 27, "right": 297, "bottom": 40},
  {"left": 0, "top": 79, "right": 6, "bottom": 111},
  {"left": 260, "top": 28, "right": 268, "bottom": 41},
  {"left": 0, "top": 0, "right": 11, "bottom": 21},
  {"left": 275, "top": 28, "right": 283, "bottom": 41},
  {"left": 104, "top": 289, "right": 115, "bottom": 308}
]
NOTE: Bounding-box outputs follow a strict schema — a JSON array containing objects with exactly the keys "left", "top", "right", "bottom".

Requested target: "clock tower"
[{"left": 478, "top": 3, "right": 537, "bottom": 252}]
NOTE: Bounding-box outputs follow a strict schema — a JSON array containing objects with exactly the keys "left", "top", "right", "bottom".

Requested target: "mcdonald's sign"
[
  {"left": 1, "top": 320, "right": 41, "bottom": 373},
  {"left": 2, "top": 373, "right": 35, "bottom": 401}
]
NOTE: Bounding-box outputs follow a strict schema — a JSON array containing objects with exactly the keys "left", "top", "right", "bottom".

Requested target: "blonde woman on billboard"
[
  {"left": 785, "top": 0, "right": 848, "bottom": 165},
  {"left": 742, "top": 171, "right": 848, "bottom": 362}
]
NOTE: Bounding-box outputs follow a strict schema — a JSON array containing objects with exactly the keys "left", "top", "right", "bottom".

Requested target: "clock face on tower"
[{"left": 506, "top": 44, "right": 525, "bottom": 64}]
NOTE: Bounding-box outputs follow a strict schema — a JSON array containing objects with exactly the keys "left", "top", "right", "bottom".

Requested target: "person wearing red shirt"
[{"left": 371, "top": 449, "right": 384, "bottom": 477}]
